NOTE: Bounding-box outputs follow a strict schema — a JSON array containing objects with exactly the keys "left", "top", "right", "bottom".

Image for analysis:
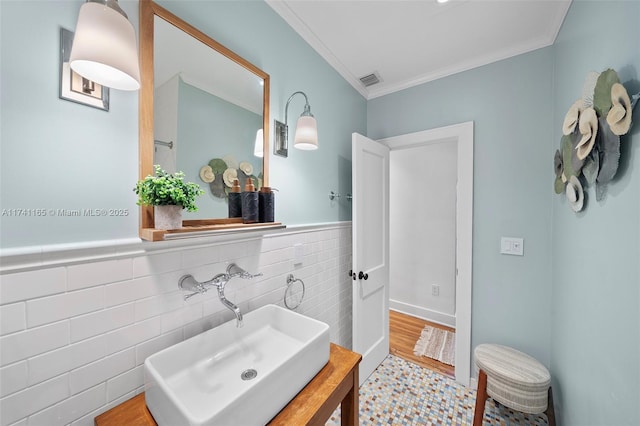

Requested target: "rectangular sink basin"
[{"left": 144, "top": 304, "right": 330, "bottom": 425}]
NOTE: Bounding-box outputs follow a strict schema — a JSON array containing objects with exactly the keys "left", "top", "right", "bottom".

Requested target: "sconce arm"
[{"left": 284, "top": 91, "right": 311, "bottom": 126}]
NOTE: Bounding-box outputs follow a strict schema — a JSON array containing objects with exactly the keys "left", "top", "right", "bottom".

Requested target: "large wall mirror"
[{"left": 139, "top": 0, "right": 271, "bottom": 241}]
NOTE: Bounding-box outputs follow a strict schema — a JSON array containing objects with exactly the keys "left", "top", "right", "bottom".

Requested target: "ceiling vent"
[{"left": 359, "top": 72, "right": 381, "bottom": 87}]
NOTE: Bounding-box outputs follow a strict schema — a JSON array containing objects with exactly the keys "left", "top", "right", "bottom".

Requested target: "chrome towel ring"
[{"left": 284, "top": 274, "right": 305, "bottom": 310}]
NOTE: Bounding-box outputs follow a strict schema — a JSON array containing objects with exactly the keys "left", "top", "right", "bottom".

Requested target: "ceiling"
[{"left": 266, "top": 0, "right": 572, "bottom": 99}]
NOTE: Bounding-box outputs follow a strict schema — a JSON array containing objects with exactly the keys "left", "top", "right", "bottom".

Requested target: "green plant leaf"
[
  {"left": 133, "top": 165, "right": 204, "bottom": 212},
  {"left": 593, "top": 69, "right": 620, "bottom": 117}
]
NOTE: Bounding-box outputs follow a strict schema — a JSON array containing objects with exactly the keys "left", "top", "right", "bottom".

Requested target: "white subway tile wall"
[{"left": 0, "top": 224, "right": 352, "bottom": 426}]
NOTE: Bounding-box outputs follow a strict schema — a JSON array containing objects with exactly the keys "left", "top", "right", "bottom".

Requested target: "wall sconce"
[
  {"left": 274, "top": 91, "right": 318, "bottom": 157},
  {"left": 254, "top": 129, "right": 264, "bottom": 158},
  {"left": 69, "top": 0, "right": 140, "bottom": 91}
]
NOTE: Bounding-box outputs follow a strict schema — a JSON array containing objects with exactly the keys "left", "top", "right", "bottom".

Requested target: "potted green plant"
[{"left": 134, "top": 165, "right": 204, "bottom": 230}]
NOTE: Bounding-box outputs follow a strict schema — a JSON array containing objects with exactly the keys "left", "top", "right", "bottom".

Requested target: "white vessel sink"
[{"left": 144, "top": 304, "right": 330, "bottom": 426}]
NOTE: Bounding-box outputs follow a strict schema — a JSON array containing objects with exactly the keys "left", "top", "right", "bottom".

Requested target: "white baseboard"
[
  {"left": 390, "top": 299, "right": 456, "bottom": 328},
  {"left": 469, "top": 377, "right": 477, "bottom": 391}
]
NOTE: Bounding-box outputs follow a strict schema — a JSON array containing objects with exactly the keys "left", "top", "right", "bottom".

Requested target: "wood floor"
[{"left": 389, "top": 309, "right": 455, "bottom": 378}]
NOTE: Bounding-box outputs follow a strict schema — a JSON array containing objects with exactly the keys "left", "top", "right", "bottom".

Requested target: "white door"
[{"left": 352, "top": 132, "right": 390, "bottom": 385}]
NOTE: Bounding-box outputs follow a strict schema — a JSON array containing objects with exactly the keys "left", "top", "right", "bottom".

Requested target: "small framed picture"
[{"left": 59, "top": 28, "right": 109, "bottom": 111}]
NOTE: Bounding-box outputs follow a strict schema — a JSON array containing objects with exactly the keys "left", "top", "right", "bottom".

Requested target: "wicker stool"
[{"left": 473, "top": 344, "right": 556, "bottom": 426}]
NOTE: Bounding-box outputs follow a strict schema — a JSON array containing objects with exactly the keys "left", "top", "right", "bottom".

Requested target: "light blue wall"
[
  {"left": 369, "top": 1, "right": 640, "bottom": 423},
  {"left": 176, "top": 79, "right": 262, "bottom": 219},
  {"left": 368, "top": 48, "right": 556, "bottom": 367},
  {"left": 550, "top": 1, "right": 640, "bottom": 424},
  {"left": 0, "top": 0, "right": 366, "bottom": 249},
  {"left": 0, "top": 0, "right": 139, "bottom": 248}
]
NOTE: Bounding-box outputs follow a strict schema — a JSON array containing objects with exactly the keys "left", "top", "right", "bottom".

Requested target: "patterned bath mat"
[
  {"left": 413, "top": 325, "right": 456, "bottom": 366},
  {"left": 326, "top": 354, "right": 550, "bottom": 425}
]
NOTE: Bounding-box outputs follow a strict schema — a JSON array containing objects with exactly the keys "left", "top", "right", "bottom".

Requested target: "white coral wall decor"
[
  {"left": 554, "top": 68, "right": 639, "bottom": 212},
  {"left": 199, "top": 157, "right": 262, "bottom": 200}
]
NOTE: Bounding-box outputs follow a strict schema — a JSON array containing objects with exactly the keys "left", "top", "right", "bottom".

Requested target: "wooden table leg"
[
  {"left": 546, "top": 387, "right": 556, "bottom": 426},
  {"left": 473, "top": 369, "right": 488, "bottom": 426},
  {"left": 341, "top": 366, "right": 359, "bottom": 426}
]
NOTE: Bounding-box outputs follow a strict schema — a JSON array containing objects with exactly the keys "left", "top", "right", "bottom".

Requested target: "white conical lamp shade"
[
  {"left": 294, "top": 116, "right": 318, "bottom": 150},
  {"left": 69, "top": 2, "right": 141, "bottom": 91},
  {"left": 254, "top": 129, "right": 264, "bottom": 157}
]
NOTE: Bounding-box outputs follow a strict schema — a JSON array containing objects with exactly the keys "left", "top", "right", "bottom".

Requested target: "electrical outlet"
[
  {"left": 293, "top": 243, "right": 304, "bottom": 265},
  {"left": 432, "top": 284, "right": 440, "bottom": 296}
]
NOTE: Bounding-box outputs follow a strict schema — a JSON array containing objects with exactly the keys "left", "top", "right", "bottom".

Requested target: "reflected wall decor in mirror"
[{"left": 139, "top": 0, "right": 276, "bottom": 241}]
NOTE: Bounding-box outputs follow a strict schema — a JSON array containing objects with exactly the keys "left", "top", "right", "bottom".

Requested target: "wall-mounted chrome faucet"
[{"left": 178, "top": 263, "right": 262, "bottom": 327}]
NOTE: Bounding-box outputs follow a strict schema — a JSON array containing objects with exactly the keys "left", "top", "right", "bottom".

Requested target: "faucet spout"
[
  {"left": 205, "top": 273, "right": 230, "bottom": 287},
  {"left": 217, "top": 286, "right": 243, "bottom": 327},
  {"left": 178, "top": 264, "right": 261, "bottom": 327}
]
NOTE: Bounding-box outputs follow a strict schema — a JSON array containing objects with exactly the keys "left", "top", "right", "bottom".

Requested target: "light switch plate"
[
  {"left": 501, "top": 237, "right": 524, "bottom": 256},
  {"left": 293, "top": 243, "right": 304, "bottom": 264}
]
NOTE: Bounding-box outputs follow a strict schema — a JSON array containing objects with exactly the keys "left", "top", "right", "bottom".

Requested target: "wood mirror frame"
[{"left": 139, "top": 0, "right": 274, "bottom": 241}]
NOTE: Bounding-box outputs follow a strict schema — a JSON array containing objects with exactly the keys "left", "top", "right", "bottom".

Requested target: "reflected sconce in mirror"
[
  {"left": 274, "top": 91, "right": 318, "bottom": 157},
  {"left": 254, "top": 129, "right": 264, "bottom": 158},
  {"left": 69, "top": 0, "right": 140, "bottom": 91}
]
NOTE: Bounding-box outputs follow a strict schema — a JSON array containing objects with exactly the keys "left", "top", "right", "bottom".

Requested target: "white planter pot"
[{"left": 154, "top": 205, "right": 183, "bottom": 230}]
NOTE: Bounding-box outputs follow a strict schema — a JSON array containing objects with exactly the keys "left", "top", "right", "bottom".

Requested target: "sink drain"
[{"left": 241, "top": 369, "right": 258, "bottom": 381}]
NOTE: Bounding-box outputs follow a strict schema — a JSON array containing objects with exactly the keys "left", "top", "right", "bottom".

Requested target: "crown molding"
[{"left": 265, "top": 0, "right": 369, "bottom": 99}]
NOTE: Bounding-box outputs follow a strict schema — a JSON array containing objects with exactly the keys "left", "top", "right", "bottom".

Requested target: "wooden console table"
[{"left": 95, "top": 343, "right": 361, "bottom": 426}]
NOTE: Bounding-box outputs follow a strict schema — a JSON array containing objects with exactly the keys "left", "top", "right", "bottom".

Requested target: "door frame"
[{"left": 378, "top": 121, "right": 473, "bottom": 386}]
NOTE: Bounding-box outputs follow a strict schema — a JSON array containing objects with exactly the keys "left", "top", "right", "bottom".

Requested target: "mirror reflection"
[{"left": 153, "top": 15, "right": 265, "bottom": 219}]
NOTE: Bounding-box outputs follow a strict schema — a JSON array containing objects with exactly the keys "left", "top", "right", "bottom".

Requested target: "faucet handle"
[
  {"left": 179, "top": 274, "right": 198, "bottom": 291},
  {"left": 240, "top": 271, "right": 263, "bottom": 279},
  {"left": 178, "top": 274, "right": 207, "bottom": 300},
  {"left": 183, "top": 291, "right": 202, "bottom": 301},
  {"left": 226, "top": 263, "right": 262, "bottom": 279}
]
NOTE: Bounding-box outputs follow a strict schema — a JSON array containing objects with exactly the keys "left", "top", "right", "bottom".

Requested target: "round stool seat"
[{"left": 474, "top": 344, "right": 551, "bottom": 414}]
